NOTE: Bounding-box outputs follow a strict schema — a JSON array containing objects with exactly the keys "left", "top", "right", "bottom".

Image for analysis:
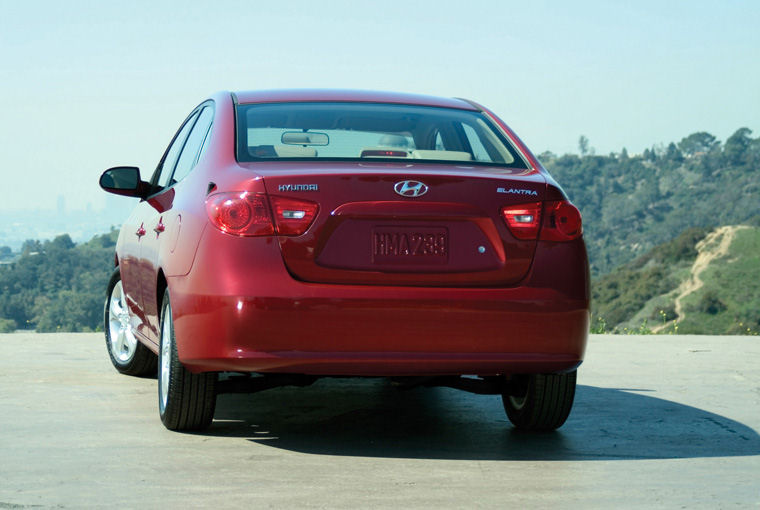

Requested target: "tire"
[
  {"left": 158, "top": 288, "right": 216, "bottom": 431},
  {"left": 104, "top": 268, "right": 157, "bottom": 376},
  {"left": 502, "top": 371, "right": 577, "bottom": 431}
]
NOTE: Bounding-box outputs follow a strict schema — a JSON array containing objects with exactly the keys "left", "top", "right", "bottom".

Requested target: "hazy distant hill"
[{"left": 592, "top": 225, "right": 760, "bottom": 335}]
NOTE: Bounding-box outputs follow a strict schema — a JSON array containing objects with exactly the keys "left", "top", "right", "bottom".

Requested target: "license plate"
[{"left": 372, "top": 226, "right": 448, "bottom": 265}]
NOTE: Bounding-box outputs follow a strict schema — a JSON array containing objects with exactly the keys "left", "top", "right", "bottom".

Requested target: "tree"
[
  {"left": 665, "top": 142, "right": 684, "bottom": 164},
  {"left": 578, "top": 135, "right": 589, "bottom": 156},
  {"left": 21, "top": 240, "right": 42, "bottom": 256},
  {"left": 48, "top": 234, "right": 75, "bottom": 252},
  {"left": 677, "top": 132, "right": 719, "bottom": 157},
  {"left": 748, "top": 136, "right": 760, "bottom": 168},
  {"left": 724, "top": 127, "right": 752, "bottom": 165},
  {"left": 537, "top": 151, "right": 556, "bottom": 164}
]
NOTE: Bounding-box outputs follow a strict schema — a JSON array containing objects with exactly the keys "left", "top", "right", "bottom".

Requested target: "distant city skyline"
[
  {"left": 2, "top": 193, "right": 133, "bottom": 214},
  {"left": 1, "top": 0, "right": 758, "bottom": 212},
  {"left": 0, "top": 204, "right": 132, "bottom": 251}
]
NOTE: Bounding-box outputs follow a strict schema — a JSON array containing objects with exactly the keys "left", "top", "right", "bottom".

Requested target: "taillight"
[
  {"left": 205, "top": 192, "right": 274, "bottom": 236},
  {"left": 540, "top": 200, "right": 582, "bottom": 241},
  {"left": 268, "top": 195, "right": 319, "bottom": 236},
  {"left": 501, "top": 200, "right": 582, "bottom": 241},
  {"left": 501, "top": 202, "right": 541, "bottom": 240}
]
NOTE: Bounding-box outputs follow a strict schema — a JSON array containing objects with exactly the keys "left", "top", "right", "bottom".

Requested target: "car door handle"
[{"left": 136, "top": 224, "right": 146, "bottom": 238}]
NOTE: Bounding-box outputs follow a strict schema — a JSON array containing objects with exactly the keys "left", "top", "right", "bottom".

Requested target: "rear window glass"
[{"left": 235, "top": 102, "right": 527, "bottom": 168}]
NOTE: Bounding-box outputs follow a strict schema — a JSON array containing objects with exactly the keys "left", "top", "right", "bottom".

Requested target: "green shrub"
[
  {"left": 0, "top": 318, "right": 15, "bottom": 333},
  {"left": 697, "top": 291, "right": 727, "bottom": 315}
]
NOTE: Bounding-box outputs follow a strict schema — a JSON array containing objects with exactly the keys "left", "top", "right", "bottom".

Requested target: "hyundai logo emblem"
[{"left": 394, "top": 180, "right": 428, "bottom": 198}]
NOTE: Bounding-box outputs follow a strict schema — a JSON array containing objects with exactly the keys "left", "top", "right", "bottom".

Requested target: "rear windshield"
[{"left": 235, "top": 102, "right": 528, "bottom": 168}]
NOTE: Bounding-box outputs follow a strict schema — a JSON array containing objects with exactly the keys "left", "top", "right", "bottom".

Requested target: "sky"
[{"left": 1, "top": 0, "right": 758, "bottom": 212}]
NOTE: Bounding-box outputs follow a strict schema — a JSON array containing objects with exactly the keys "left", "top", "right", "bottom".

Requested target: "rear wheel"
[
  {"left": 158, "top": 288, "right": 216, "bottom": 431},
  {"left": 502, "top": 371, "right": 577, "bottom": 431},
  {"left": 104, "top": 269, "right": 156, "bottom": 376}
]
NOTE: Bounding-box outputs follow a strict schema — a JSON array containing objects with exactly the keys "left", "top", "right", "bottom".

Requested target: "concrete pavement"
[{"left": 0, "top": 333, "right": 758, "bottom": 508}]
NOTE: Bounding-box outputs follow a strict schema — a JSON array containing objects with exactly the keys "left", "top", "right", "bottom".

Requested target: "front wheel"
[
  {"left": 502, "top": 371, "right": 577, "bottom": 431},
  {"left": 104, "top": 268, "right": 156, "bottom": 376},
  {"left": 158, "top": 288, "right": 216, "bottom": 431}
]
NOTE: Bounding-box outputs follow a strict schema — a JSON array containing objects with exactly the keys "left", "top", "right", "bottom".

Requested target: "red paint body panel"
[
  {"left": 110, "top": 89, "right": 590, "bottom": 378},
  {"left": 252, "top": 163, "right": 546, "bottom": 287},
  {"left": 168, "top": 227, "right": 588, "bottom": 375}
]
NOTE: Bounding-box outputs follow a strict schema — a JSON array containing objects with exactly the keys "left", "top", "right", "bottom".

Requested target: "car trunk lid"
[{"left": 253, "top": 162, "right": 546, "bottom": 287}]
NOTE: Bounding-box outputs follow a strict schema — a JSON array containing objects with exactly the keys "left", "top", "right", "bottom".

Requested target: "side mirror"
[{"left": 99, "top": 166, "right": 149, "bottom": 198}]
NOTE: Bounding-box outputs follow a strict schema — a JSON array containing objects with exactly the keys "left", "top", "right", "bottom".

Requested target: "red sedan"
[{"left": 100, "top": 89, "right": 588, "bottom": 432}]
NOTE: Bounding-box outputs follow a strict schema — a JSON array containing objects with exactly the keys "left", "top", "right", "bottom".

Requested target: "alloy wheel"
[
  {"left": 159, "top": 306, "right": 172, "bottom": 412},
  {"left": 108, "top": 281, "right": 137, "bottom": 364}
]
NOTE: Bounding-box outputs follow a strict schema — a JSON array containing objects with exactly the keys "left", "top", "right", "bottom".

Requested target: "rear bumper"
[{"left": 168, "top": 228, "right": 589, "bottom": 376}]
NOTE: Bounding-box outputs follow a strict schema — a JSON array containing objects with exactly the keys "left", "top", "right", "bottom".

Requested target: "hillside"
[
  {"left": 541, "top": 128, "right": 760, "bottom": 276},
  {"left": 0, "top": 231, "right": 117, "bottom": 332},
  {"left": 592, "top": 225, "right": 760, "bottom": 335}
]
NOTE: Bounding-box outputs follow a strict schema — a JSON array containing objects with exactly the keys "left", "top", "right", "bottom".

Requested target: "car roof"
[{"left": 232, "top": 89, "right": 479, "bottom": 111}]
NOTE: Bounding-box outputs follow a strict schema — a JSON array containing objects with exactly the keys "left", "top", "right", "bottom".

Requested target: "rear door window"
[
  {"left": 154, "top": 111, "right": 199, "bottom": 188},
  {"left": 171, "top": 105, "right": 214, "bottom": 184}
]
